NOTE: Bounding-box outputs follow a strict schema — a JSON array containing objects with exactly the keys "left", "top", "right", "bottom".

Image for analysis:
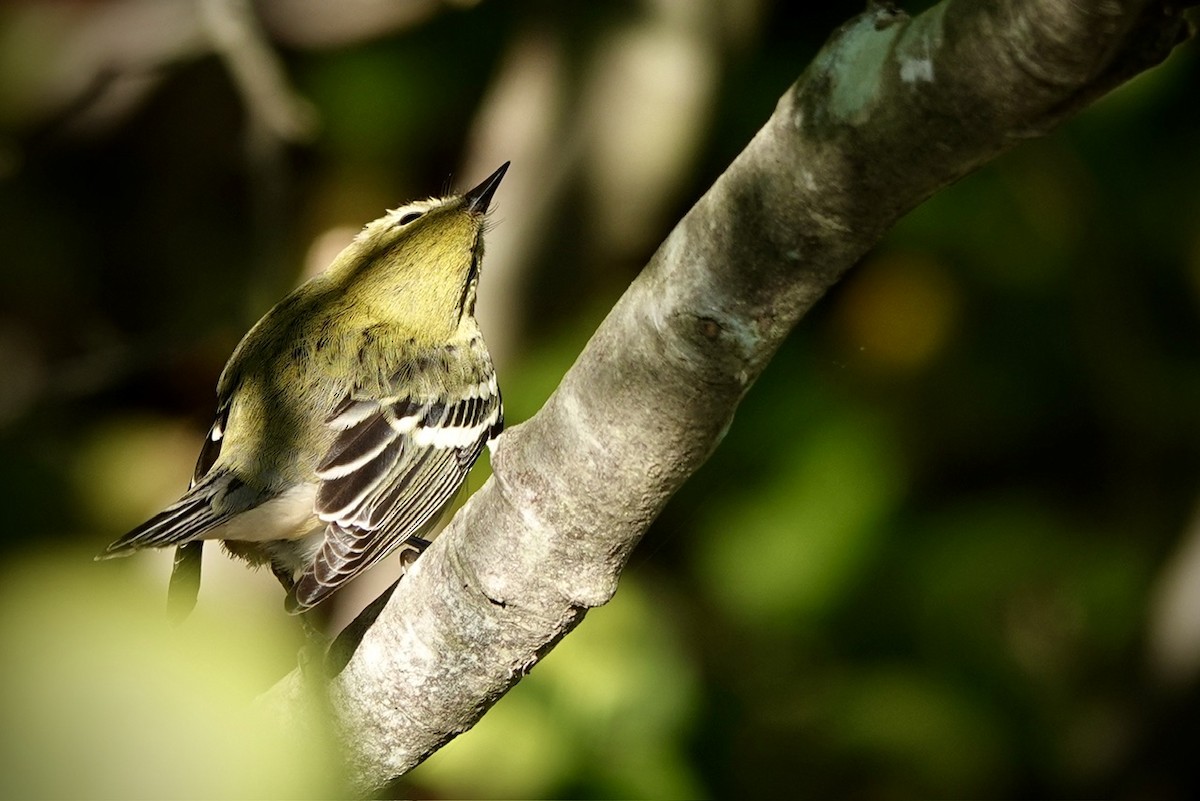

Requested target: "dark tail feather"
[{"left": 96, "top": 493, "right": 221, "bottom": 560}]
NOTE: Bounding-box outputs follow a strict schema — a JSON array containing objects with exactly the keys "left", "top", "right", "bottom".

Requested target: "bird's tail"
[{"left": 95, "top": 481, "right": 229, "bottom": 560}]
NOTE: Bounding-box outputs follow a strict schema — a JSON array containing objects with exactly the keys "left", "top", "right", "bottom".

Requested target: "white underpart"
[{"left": 207, "top": 482, "right": 320, "bottom": 542}]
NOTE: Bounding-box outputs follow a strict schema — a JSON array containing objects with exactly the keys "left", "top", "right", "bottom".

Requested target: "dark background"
[{"left": 1, "top": 1, "right": 1198, "bottom": 797}]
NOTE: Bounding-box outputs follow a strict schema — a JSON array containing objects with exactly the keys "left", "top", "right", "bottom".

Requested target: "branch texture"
[{"left": 265, "top": 0, "right": 1195, "bottom": 791}]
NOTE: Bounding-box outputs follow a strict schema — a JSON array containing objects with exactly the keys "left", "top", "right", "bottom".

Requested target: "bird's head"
[{"left": 329, "top": 162, "right": 509, "bottom": 339}]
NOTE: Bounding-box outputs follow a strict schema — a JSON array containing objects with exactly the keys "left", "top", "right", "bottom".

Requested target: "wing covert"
[{"left": 290, "top": 363, "right": 501, "bottom": 612}]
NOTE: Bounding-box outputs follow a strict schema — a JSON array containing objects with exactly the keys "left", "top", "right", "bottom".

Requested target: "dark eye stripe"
[{"left": 398, "top": 212, "right": 423, "bottom": 225}]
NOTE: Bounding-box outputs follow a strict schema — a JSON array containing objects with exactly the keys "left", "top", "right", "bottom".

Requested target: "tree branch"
[{"left": 263, "top": 0, "right": 1196, "bottom": 792}]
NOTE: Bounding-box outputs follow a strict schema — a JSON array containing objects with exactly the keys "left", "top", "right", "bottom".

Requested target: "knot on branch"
[{"left": 666, "top": 309, "right": 762, "bottom": 390}]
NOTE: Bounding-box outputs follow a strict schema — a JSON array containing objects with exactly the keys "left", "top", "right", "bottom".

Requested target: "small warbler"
[{"left": 100, "top": 163, "right": 509, "bottom": 617}]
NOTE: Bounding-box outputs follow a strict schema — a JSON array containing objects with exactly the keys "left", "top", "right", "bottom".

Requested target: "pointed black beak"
[{"left": 463, "top": 161, "right": 509, "bottom": 214}]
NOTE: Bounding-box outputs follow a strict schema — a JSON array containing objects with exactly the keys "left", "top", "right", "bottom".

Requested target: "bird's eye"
[{"left": 398, "top": 211, "right": 424, "bottom": 226}]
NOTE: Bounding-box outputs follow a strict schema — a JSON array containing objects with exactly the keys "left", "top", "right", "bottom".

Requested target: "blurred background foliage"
[{"left": 0, "top": 0, "right": 1198, "bottom": 798}]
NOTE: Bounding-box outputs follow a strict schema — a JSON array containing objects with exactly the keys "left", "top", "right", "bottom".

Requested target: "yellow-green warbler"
[{"left": 100, "top": 163, "right": 509, "bottom": 617}]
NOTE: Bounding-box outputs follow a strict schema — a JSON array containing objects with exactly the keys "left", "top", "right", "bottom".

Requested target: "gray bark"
[{"left": 264, "top": 0, "right": 1197, "bottom": 793}]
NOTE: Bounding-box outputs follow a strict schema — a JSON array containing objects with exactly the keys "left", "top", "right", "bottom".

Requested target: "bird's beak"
[{"left": 463, "top": 162, "right": 510, "bottom": 214}]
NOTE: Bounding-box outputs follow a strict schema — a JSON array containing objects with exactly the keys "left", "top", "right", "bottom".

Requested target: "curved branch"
[
  {"left": 265, "top": 0, "right": 1195, "bottom": 792},
  {"left": 198, "top": 0, "right": 318, "bottom": 144}
]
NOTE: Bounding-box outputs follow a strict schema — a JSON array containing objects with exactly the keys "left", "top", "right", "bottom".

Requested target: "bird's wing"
[
  {"left": 288, "top": 361, "right": 502, "bottom": 612},
  {"left": 191, "top": 400, "right": 230, "bottom": 485},
  {"left": 164, "top": 409, "right": 228, "bottom": 618}
]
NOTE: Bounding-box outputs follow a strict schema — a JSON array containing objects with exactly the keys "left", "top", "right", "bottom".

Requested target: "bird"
[{"left": 99, "top": 163, "right": 509, "bottom": 618}]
